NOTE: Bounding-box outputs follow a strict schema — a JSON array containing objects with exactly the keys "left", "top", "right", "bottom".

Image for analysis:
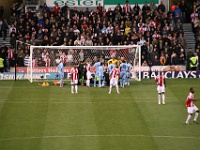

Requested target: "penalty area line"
[
  {"left": 0, "top": 100, "right": 174, "bottom": 104},
  {"left": 0, "top": 134, "right": 199, "bottom": 141}
]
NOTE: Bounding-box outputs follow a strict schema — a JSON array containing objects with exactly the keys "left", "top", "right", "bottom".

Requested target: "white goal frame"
[{"left": 29, "top": 45, "right": 141, "bottom": 83}]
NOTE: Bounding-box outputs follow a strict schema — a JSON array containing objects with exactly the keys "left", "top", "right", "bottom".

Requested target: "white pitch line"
[
  {"left": 0, "top": 134, "right": 199, "bottom": 141},
  {"left": 0, "top": 100, "right": 175, "bottom": 104}
]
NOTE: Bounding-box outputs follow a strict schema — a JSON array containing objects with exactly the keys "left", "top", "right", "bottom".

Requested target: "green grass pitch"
[{"left": 0, "top": 79, "right": 200, "bottom": 150}]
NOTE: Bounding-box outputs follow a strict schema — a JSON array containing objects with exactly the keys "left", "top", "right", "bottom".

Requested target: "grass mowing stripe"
[
  {"left": 134, "top": 79, "right": 200, "bottom": 150},
  {"left": 91, "top": 85, "right": 160, "bottom": 150},
  {"left": 40, "top": 86, "right": 101, "bottom": 150},
  {"left": 0, "top": 81, "right": 14, "bottom": 118},
  {"left": 0, "top": 81, "right": 50, "bottom": 150},
  {"left": 0, "top": 134, "right": 200, "bottom": 141}
]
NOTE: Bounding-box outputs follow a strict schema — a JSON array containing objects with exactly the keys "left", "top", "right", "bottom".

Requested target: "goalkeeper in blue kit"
[{"left": 57, "top": 60, "right": 64, "bottom": 87}]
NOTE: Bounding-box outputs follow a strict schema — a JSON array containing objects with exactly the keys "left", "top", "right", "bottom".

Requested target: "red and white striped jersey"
[
  {"left": 110, "top": 68, "right": 120, "bottom": 79},
  {"left": 32, "top": 59, "right": 38, "bottom": 68},
  {"left": 152, "top": 33, "right": 161, "bottom": 39},
  {"left": 60, "top": 54, "right": 67, "bottom": 64},
  {"left": 86, "top": 64, "right": 91, "bottom": 71},
  {"left": 155, "top": 75, "right": 165, "bottom": 86},
  {"left": 186, "top": 92, "right": 194, "bottom": 107},
  {"left": 44, "top": 58, "right": 51, "bottom": 67},
  {"left": 123, "top": 4, "right": 131, "bottom": 13},
  {"left": 70, "top": 67, "right": 78, "bottom": 80}
]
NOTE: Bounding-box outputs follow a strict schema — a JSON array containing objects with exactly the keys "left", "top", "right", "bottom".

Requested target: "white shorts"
[
  {"left": 71, "top": 80, "right": 78, "bottom": 85},
  {"left": 110, "top": 78, "right": 118, "bottom": 86},
  {"left": 87, "top": 71, "right": 91, "bottom": 80},
  {"left": 187, "top": 105, "right": 199, "bottom": 114},
  {"left": 157, "top": 86, "right": 165, "bottom": 93}
]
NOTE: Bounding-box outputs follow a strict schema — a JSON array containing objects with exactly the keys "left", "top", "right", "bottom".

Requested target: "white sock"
[
  {"left": 162, "top": 94, "right": 165, "bottom": 104},
  {"left": 109, "top": 85, "right": 112, "bottom": 93},
  {"left": 194, "top": 112, "right": 199, "bottom": 121},
  {"left": 87, "top": 80, "right": 90, "bottom": 86},
  {"left": 75, "top": 85, "right": 78, "bottom": 93},
  {"left": 116, "top": 85, "right": 119, "bottom": 93},
  {"left": 158, "top": 94, "right": 161, "bottom": 104},
  {"left": 186, "top": 114, "right": 192, "bottom": 123},
  {"left": 71, "top": 85, "right": 74, "bottom": 93}
]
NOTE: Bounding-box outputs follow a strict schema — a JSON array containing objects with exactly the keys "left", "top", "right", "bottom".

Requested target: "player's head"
[
  {"left": 74, "top": 64, "right": 77, "bottom": 68},
  {"left": 190, "top": 87, "right": 195, "bottom": 93},
  {"left": 60, "top": 59, "right": 63, "bottom": 63},
  {"left": 111, "top": 54, "right": 116, "bottom": 59}
]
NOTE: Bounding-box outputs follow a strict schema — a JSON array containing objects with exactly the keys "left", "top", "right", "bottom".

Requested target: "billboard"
[
  {"left": 46, "top": 0, "right": 159, "bottom": 7},
  {"left": 104, "top": 0, "right": 159, "bottom": 5},
  {"left": 0, "top": 65, "right": 199, "bottom": 80},
  {"left": 0, "top": 71, "right": 199, "bottom": 80},
  {"left": 46, "top": 0, "right": 104, "bottom": 7}
]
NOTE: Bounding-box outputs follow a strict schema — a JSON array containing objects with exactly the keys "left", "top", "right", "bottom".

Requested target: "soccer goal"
[{"left": 28, "top": 45, "right": 141, "bottom": 83}]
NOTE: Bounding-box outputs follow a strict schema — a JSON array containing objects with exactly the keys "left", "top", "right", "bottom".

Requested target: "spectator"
[
  {"left": 24, "top": 53, "right": 30, "bottom": 67},
  {"left": 0, "top": 19, "right": 8, "bottom": 40},
  {"left": 142, "top": 2, "right": 150, "bottom": 14},
  {"left": 133, "top": 3, "right": 140, "bottom": 16},
  {"left": 179, "top": 0, "right": 187, "bottom": 22},
  {"left": 123, "top": 1, "right": 131, "bottom": 13},
  {"left": 189, "top": 53, "right": 198, "bottom": 70},
  {"left": 157, "top": 1, "right": 166, "bottom": 13},
  {"left": 0, "top": 46, "right": 7, "bottom": 71},
  {"left": 171, "top": 52, "right": 179, "bottom": 65},
  {"left": 53, "top": 3, "right": 60, "bottom": 17},
  {"left": 0, "top": 4, "right": 4, "bottom": 20},
  {"left": 152, "top": 55, "right": 160, "bottom": 65},
  {"left": 150, "top": 1, "right": 157, "bottom": 11},
  {"left": 160, "top": 52, "right": 166, "bottom": 65},
  {"left": 61, "top": 3, "right": 68, "bottom": 16},
  {"left": 0, "top": 54, "right": 4, "bottom": 73},
  {"left": 7, "top": 46, "right": 14, "bottom": 68}
]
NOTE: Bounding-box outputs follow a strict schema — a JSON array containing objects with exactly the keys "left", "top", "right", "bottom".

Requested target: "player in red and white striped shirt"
[
  {"left": 108, "top": 66, "right": 120, "bottom": 94},
  {"left": 155, "top": 72, "right": 166, "bottom": 104},
  {"left": 185, "top": 87, "right": 199, "bottom": 125},
  {"left": 70, "top": 65, "right": 79, "bottom": 94}
]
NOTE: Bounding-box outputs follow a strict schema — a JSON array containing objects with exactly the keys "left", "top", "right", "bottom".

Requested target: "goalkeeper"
[
  {"left": 57, "top": 59, "right": 64, "bottom": 87},
  {"left": 107, "top": 54, "right": 119, "bottom": 67}
]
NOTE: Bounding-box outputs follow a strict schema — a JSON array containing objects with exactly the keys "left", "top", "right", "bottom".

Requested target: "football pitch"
[{"left": 0, "top": 79, "right": 200, "bottom": 150}]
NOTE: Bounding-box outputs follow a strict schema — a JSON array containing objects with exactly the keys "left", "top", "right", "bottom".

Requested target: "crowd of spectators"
[{"left": 0, "top": 0, "right": 198, "bottom": 70}]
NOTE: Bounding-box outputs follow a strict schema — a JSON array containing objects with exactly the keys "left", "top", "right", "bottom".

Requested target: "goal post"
[{"left": 28, "top": 45, "right": 141, "bottom": 83}]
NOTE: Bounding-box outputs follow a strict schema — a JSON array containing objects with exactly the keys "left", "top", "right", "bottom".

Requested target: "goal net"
[{"left": 28, "top": 45, "right": 141, "bottom": 83}]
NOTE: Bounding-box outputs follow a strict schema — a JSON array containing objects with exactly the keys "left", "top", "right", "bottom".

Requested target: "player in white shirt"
[
  {"left": 108, "top": 66, "right": 120, "bottom": 94},
  {"left": 70, "top": 65, "right": 79, "bottom": 94},
  {"left": 155, "top": 72, "right": 166, "bottom": 104},
  {"left": 185, "top": 87, "right": 199, "bottom": 125},
  {"left": 86, "top": 61, "right": 92, "bottom": 87}
]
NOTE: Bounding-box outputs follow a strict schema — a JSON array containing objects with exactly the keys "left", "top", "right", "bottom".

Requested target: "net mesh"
[{"left": 28, "top": 45, "right": 141, "bottom": 82}]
